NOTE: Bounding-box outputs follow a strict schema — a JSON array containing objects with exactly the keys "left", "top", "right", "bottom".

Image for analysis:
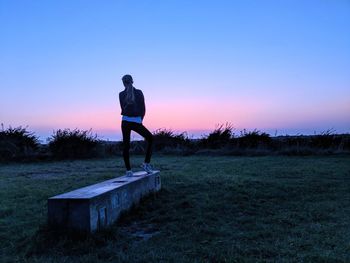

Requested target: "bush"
[
  {"left": 0, "top": 126, "right": 39, "bottom": 161},
  {"left": 236, "top": 129, "right": 272, "bottom": 149},
  {"left": 48, "top": 129, "right": 99, "bottom": 159},
  {"left": 101, "top": 141, "right": 123, "bottom": 156},
  {"left": 309, "top": 129, "right": 337, "bottom": 149},
  {"left": 338, "top": 134, "right": 350, "bottom": 151},
  {"left": 200, "top": 123, "right": 234, "bottom": 149},
  {"left": 152, "top": 128, "right": 191, "bottom": 151}
]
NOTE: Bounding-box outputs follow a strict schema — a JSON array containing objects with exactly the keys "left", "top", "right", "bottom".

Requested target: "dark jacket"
[{"left": 119, "top": 88, "right": 146, "bottom": 118}]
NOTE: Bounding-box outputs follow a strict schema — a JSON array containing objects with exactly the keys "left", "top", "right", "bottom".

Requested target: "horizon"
[
  {"left": 8, "top": 125, "right": 350, "bottom": 144},
  {"left": 1, "top": 1, "right": 349, "bottom": 139}
]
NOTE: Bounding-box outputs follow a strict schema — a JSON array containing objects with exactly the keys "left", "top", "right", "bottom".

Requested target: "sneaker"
[
  {"left": 141, "top": 163, "right": 153, "bottom": 174},
  {"left": 125, "top": 170, "right": 133, "bottom": 177}
]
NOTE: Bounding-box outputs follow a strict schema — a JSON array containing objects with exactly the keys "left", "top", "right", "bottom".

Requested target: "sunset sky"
[{"left": 1, "top": 0, "right": 349, "bottom": 141}]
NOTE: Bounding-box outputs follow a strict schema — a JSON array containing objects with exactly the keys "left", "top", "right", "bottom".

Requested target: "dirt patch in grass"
[{"left": 120, "top": 221, "right": 160, "bottom": 242}]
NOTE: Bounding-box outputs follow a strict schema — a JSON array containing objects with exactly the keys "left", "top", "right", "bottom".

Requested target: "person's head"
[
  {"left": 122, "top": 74, "right": 133, "bottom": 87},
  {"left": 122, "top": 74, "right": 135, "bottom": 102}
]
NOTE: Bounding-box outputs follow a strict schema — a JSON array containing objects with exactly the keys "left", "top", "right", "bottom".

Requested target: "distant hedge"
[{"left": 0, "top": 124, "right": 349, "bottom": 163}]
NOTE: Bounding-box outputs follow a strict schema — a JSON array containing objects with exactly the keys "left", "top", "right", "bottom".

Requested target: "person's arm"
[
  {"left": 140, "top": 91, "right": 146, "bottom": 120},
  {"left": 119, "top": 92, "right": 123, "bottom": 113}
]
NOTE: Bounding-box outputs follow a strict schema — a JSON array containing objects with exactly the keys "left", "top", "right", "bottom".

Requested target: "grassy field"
[{"left": 1, "top": 155, "right": 350, "bottom": 262}]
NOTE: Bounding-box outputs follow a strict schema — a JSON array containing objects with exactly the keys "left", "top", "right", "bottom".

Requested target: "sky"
[{"left": 1, "top": 0, "right": 349, "bottom": 141}]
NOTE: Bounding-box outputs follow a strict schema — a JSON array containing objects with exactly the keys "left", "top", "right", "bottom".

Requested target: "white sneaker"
[
  {"left": 125, "top": 170, "right": 133, "bottom": 177},
  {"left": 141, "top": 163, "right": 153, "bottom": 174}
]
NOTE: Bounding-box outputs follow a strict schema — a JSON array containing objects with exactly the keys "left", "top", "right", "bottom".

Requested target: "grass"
[{"left": 1, "top": 155, "right": 350, "bottom": 262}]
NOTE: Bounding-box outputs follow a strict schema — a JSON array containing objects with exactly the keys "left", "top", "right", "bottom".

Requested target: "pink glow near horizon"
[{"left": 22, "top": 97, "right": 350, "bottom": 141}]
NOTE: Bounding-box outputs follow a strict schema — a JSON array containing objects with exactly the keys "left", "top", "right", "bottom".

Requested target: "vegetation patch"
[
  {"left": 200, "top": 123, "right": 234, "bottom": 149},
  {"left": 152, "top": 128, "right": 192, "bottom": 154},
  {"left": 48, "top": 129, "right": 100, "bottom": 159},
  {"left": 0, "top": 126, "right": 39, "bottom": 162}
]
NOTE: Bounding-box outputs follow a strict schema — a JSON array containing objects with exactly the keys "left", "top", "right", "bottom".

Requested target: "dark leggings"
[{"left": 121, "top": 121, "right": 153, "bottom": 170}]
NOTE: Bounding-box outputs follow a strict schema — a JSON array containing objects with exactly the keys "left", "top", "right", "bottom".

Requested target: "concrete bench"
[{"left": 48, "top": 171, "right": 161, "bottom": 232}]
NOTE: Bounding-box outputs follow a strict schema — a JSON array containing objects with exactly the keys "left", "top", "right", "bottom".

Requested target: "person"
[{"left": 119, "top": 74, "right": 154, "bottom": 176}]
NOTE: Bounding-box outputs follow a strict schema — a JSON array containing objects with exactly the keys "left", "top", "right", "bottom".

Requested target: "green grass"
[{"left": 1, "top": 155, "right": 350, "bottom": 262}]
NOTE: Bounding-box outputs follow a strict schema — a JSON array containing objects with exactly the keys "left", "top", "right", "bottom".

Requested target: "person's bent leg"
[
  {"left": 132, "top": 123, "right": 153, "bottom": 163},
  {"left": 121, "top": 121, "right": 132, "bottom": 170},
  {"left": 144, "top": 130, "right": 153, "bottom": 163}
]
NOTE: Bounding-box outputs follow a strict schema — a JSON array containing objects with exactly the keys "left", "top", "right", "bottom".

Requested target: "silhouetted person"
[{"left": 119, "top": 74, "right": 153, "bottom": 176}]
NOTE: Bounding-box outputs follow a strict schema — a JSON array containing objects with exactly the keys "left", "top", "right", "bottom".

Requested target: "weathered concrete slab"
[{"left": 48, "top": 171, "right": 161, "bottom": 232}]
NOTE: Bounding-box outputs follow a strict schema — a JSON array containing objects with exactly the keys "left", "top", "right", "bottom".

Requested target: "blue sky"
[{"left": 1, "top": 0, "right": 349, "bottom": 140}]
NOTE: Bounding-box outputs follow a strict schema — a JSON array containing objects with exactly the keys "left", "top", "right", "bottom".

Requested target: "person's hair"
[{"left": 122, "top": 74, "right": 135, "bottom": 104}]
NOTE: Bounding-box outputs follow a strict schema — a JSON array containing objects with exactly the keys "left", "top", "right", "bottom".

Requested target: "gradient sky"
[{"left": 1, "top": 0, "right": 349, "bottom": 141}]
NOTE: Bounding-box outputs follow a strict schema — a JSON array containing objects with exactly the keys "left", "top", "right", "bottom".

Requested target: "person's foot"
[
  {"left": 125, "top": 170, "right": 133, "bottom": 177},
  {"left": 141, "top": 163, "right": 153, "bottom": 174}
]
